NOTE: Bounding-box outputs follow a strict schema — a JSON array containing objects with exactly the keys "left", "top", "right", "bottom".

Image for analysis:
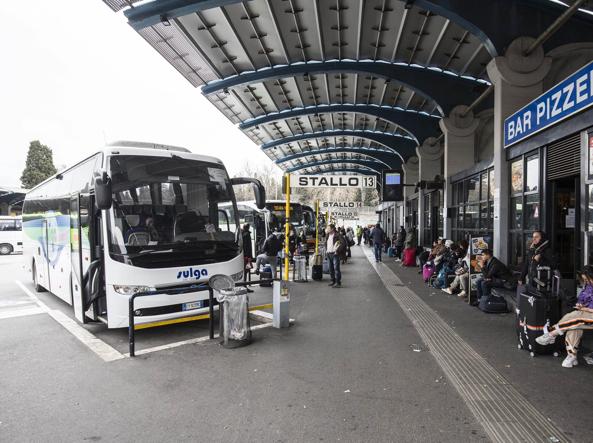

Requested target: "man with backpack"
[
  {"left": 371, "top": 223, "right": 385, "bottom": 262},
  {"left": 326, "top": 224, "right": 346, "bottom": 288}
]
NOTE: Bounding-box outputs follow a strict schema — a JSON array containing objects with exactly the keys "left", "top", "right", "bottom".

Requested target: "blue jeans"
[
  {"left": 328, "top": 253, "right": 341, "bottom": 284},
  {"left": 477, "top": 279, "right": 503, "bottom": 299},
  {"left": 374, "top": 243, "right": 383, "bottom": 261}
]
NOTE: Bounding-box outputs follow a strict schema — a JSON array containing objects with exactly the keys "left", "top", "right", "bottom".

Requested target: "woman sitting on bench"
[{"left": 536, "top": 265, "right": 593, "bottom": 368}]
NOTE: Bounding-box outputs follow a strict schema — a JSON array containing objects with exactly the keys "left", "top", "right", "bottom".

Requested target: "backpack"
[
  {"left": 335, "top": 234, "right": 347, "bottom": 256},
  {"left": 433, "top": 265, "right": 453, "bottom": 289}
]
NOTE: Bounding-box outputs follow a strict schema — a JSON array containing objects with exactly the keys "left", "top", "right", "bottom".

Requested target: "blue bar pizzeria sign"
[{"left": 504, "top": 60, "right": 593, "bottom": 148}]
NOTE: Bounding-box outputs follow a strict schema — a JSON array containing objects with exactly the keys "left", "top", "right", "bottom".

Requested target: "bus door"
[
  {"left": 70, "top": 194, "right": 96, "bottom": 322},
  {"left": 37, "top": 218, "right": 51, "bottom": 290}
]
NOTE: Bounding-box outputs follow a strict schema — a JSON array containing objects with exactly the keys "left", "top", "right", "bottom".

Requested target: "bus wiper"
[{"left": 138, "top": 249, "right": 173, "bottom": 254}]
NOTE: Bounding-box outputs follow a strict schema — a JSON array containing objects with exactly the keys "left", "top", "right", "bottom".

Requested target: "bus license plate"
[{"left": 182, "top": 301, "right": 203, "bottom": 311}]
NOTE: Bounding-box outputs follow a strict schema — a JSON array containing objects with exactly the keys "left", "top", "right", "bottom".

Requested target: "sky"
[{"left": 0, "top": 0, "right": 277, "bottom": 188}]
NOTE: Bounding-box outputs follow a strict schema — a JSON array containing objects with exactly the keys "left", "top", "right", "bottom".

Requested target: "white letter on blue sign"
[
  {"left": 536, "top": 102, "right": 545, "bottom": 125},
  {"left": 523, "top": 111, "right": 531, "bottom": 132},
  {"left": 551, "top": 90, "right": 562, "bottom": 117},
  {"left": 576, "top": 73, "right": 588, "bottom": 104},
  {"left": 562, "top": 83, "right": 574, "bottom": 111}
]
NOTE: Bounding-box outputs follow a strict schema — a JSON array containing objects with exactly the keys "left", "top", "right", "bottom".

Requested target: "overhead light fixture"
[{"left": 160, "top": 14, "right": 171, "bottom": 26}]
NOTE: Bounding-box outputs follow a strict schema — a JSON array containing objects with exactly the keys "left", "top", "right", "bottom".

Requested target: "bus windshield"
[
  {"left": 107, "top": 155, "right": 240, "bottom": 268},
  {"left": 266, "top": 202, "right": 303, "bottom": 232}
]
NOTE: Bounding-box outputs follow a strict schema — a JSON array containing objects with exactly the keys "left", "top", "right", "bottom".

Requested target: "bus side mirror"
[
  {"left": 231, "top": 177, "right": 266, "bottom": 210},
  {"left": 94, "top": 173, "right": 112, "bottom": 210}
]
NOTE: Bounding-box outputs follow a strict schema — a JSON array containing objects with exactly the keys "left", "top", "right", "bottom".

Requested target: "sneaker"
[
  {"left": 458, "top": 291, "right": 467, "bottom": 298},
  {"left": 535, "top": 333, "right": 556, "bottom": 346},
  {"left": 333, "top": 283, "right": 342, "bottom": 288},
  {"left": 442, "top": 288, "right": 453, "bottom": 295},
  {"left": 561, "top": 354, "right": 578, "bottom": 368},
  {"left": 328, "top": 282, "right": 336, "bottom": 287}
]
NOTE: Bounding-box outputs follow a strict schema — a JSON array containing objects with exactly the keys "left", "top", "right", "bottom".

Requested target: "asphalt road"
[{"left": 0, "top": 250, "right": 490, "bottom": 442}]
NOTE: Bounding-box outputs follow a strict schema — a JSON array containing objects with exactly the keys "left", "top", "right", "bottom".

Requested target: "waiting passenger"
[
  {"left": 536, "top": 265, "right": 593, "bottom": 368},
  {"left": 520, "top": 231, "right": 555, "bottom": 289},
  {"left": 475, "top": 249, "right": 511, "bottom": 304},
  {"left": 254, "top": 233, "right": 283, "bottom": 279},
  {"left": 145, "top": 217, "right": 159, "bottom": 242},
  {"left": 393, "top": 226, "right": 406, "bottom": 260}
]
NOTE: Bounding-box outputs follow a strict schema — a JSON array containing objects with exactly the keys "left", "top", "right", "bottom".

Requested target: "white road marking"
[
  {"left": 15, "top": 280, "right": 125, "bottom": 362},
  {"left": 0, "top": 306, "right": 45, "bottom": 319},
  {"left": 125, "top": 322, "right": 280, "bottom": 357}
]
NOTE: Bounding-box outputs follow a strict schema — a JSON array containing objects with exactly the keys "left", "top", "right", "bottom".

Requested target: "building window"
[
  {"left": 508, "top": 150, "right": 541, "bottom": 268},
  {"left": 450, "top": 167, "right": 494, "bottom": 244}
]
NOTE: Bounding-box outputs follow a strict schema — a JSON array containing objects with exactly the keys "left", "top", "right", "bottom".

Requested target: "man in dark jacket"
[
  {"left": 371, "top": 223, "right": 385, "bottom": 262},
  {"left": 520, "top": 231, "right": 555, "bottom": 289},
  {"left": 476, "top": 249, "right": 511, "bottom": 302}
]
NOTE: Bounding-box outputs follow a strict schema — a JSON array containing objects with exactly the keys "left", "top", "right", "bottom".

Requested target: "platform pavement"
[
  {"left": 1, "top": 248, "right": 488, "bottom": 442},
  {"left": 380, "top": 250, "right": 593, "bottom": 443}
]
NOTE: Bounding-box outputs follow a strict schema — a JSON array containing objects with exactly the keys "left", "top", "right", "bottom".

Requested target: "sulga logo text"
[{"left": 176, "top": 267, "right": 209, "bottom": 280}]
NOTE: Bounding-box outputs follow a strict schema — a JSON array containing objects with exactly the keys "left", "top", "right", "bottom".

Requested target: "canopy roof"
[{"left": 104, "top": 0, "right": 593, "bottom": 176}]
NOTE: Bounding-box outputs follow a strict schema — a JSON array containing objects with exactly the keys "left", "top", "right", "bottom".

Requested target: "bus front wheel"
[
  {"left": 0, "top": 244, "right": 13, "bottom": 255},
  {"left": 32, "top": 262, "right": 46, "bottom": 293}
]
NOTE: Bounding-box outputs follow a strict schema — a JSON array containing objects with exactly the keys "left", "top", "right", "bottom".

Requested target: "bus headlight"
[
  {"left": 113, "top": 285, "right": 152, "bottom": 296},
  {"left": 230, "top": 271, "right": 243, "bottom": 282}
]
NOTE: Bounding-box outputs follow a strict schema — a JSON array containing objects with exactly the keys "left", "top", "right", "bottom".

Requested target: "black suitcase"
[
  {"left": 311, "top": 264, "right": 323, "bottom": 281},
  {"left": 517, "top": 289, "right": 562, "bottom": 357}
]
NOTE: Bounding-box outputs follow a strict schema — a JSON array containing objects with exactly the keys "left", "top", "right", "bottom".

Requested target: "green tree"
[{"left": 20, "top": 140, "right": 57, "bottom": 189}]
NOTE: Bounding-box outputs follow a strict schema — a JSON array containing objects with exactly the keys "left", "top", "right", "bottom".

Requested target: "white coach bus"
[{"left": 22, "top": 141, "right": 265, "bottom": 328}]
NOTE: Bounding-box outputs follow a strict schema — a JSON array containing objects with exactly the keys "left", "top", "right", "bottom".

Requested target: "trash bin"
[{"left": 209, "top": 275, "right": 251, "bottom": 348}]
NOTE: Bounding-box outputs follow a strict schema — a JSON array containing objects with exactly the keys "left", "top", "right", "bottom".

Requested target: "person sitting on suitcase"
[
  {"left": 519, "top": 231, "right": 555, "bottom": 289},
  {"left": 475, "top": 249, "right": 511, "bottom": 305},
  {"left": 254, "top": 233, "right": 283, "bottom": 279},
  {"left": 536, "top": 265, "right": 593, "bottom": 368}
]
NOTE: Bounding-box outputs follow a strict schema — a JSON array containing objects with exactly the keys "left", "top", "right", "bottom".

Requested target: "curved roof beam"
[
  {"left": 262, "top": 129, "right": 417, "bottom": 162},
  {"left": 301, "top": 167, "right": 378, "bottom": 176},
  {"left": 275, "top": 148, "right": 402, "bottom": 169},
  {"left": 125, "top": 1, "right": 593, "bottom": 60},
  {"left": 202, "top": 61, "right": 489, "bottom": 115},
  {"left": 286, "top": 159, "right": 385, "bottom": 174},
  {"left": 415, "top": 0, "right": 593, "bottom": 57},
  {"left": 240, "top": 104, "right": 440, "bottom": 143}
]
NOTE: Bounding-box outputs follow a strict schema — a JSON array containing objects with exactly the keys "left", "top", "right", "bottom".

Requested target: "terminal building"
[{"left": 103, "top": 0, "right": 593, "bottom": 278}]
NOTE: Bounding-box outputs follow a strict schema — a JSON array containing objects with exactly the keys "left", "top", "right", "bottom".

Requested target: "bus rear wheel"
[
  {"left": 32, "top": 262, "right": 46, "bottom": 293},
  {"left": 0, "top": 244, "right": 13, "bottom": 255}
]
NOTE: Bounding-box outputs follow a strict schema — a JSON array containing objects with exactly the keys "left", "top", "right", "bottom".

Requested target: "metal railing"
[{"left": 128, "top": 278, "right": 274, "bottom": 357}]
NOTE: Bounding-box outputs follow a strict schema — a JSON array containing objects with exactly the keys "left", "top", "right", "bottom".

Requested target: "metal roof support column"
[
  {"left": 486, "top": 36, "right": 551, "bottom": 263},
  {"left": 402, "top": 156, "right": 420, "bottom": 240},
  {"left": 439, "top": 105, "right": 480, "bottom": 240},
  {"left": 416, "top": 137, "right": 444, "bottom": 246}
]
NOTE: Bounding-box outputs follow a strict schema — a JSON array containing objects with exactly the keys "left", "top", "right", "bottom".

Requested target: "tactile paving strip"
[{"left": 362, "top": 247, "right": 568, "bottom": 443}]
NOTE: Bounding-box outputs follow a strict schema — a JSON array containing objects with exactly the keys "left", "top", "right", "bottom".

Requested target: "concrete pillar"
[
  {"left": 417, "top": 137, "right": 444, "bottom": 246},
  {"left": 487, "top": 37, "right": 551, "bottom": 262},
  {"left": 439, "top": 105, "right": 480, "bottom": 239},
  {"left": 402, "top": 156, "right": 419, "bottom": 235}
]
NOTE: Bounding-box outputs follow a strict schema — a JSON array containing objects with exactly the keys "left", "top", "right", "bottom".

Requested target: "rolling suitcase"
[
  {"left": 517, "top": 289, "right": 562, "bottom": 356},
  {"left": 311, "top": 254, "right": 323, "bottom": 281},
  {"left": 322, "top": 256, "right": 330, "bottom": 274},
  {"left": 422, "top": 263, "right": 435, "bottom": 283},
  {"left": 387, "top": 247, "right": 395, "bottom": 257},
  {"left": 259, "top": 264, "right": 273, "bottom": 287},
  {"left": 402, "top": 247, "right": 416, "bottom": 267}
]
